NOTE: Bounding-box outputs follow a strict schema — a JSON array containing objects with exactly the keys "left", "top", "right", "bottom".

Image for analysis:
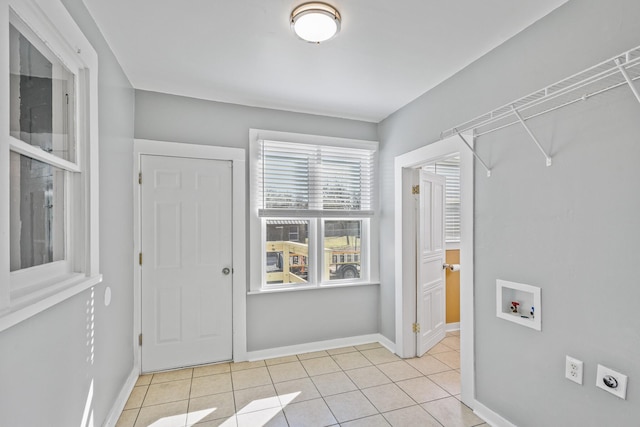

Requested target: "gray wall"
[
  {"left": 135, "top": 90, "right": 380, "bottom": 352},
  {"left": 378, "top": 0, "right": 640, "bottom": 425},
  {"left": 0, "top": 0, "right": 135, "bottom": 425}
]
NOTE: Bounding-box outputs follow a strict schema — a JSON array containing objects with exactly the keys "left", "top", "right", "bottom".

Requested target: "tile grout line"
[
  {"left": 305, "top": 347, "right": 379, "bottom": 425},
  {"left": 271, "top": 366, "right": 289, "bottom": 426},
  {"left": 300, "top": 352, "right": 342, "bottom": 426},
  {"left": 332, "top": 346, "right": 413, "bottom": 425},
  {"left": 119, "top": 339, "right": 461, "bottom": 426},
  {"left": 185, "top": 368, "right": 194, "bottom": 427},
  {"left": 285, "top": 356, "right": 323, "bottom": 427},
  {"left": 133, "top": 379, "right": 152, "bottom": 427},
  {"left": 368, "top": 346, "right": 457, "bottom": 426},
  {"left": 261, "top": 357, "right": 291, "bottom": 426}
]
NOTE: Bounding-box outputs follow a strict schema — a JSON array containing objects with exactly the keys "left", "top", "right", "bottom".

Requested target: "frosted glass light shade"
[{"left": 291, "top": 2, "right": 341, "bottom": 43}]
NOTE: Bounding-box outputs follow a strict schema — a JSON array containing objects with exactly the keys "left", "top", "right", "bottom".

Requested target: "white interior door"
[
  {"left": 140, "top": 155, "right": 233, "bottom": 372},
  {"left": 416, "top": 169, "right": 446, "bottom": 356}
]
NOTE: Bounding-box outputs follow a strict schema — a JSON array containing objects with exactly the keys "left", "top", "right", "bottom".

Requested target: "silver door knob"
[{"left": 222, "top": 267, "right": 231, "bottom": 275}]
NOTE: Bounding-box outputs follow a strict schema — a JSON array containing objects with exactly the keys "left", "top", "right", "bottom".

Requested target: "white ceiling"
[{"left": 82, "top": 0, "right": 568, "bottom": 122}]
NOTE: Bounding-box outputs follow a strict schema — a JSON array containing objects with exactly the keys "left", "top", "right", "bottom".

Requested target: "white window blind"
[
  {"left": 424, "top": 155, "right": 460, "bottom": 243},
  {"left": 258, "top": 139, "right": 375, "bottom": 217}
]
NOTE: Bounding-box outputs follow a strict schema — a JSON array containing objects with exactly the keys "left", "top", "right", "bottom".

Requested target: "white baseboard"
[
  {"left": 446, "top": 322, "right": 460, "bottom": 332},
  {"left": 103, "top": 366, "right": 139, "bottom": 427},
  {"left": 245, "top": 333, "right": 395, "bottom": 361},
  {"left": 376, "top": 333, "right": 395, "bottom": 353},
  {"left": 472, "top": 399, "right": 517, "bottom": 427}
]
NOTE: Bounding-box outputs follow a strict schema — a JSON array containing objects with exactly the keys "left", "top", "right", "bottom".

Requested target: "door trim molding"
[
  {"left": 393, "top": 133, "right": 475, "bottom": 406},
  {"left": 133, "top": 139, "right": 247, "bottom": 374}
]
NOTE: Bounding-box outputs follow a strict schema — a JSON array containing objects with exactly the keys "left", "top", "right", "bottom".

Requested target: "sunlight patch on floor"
[{"left": 145, "top": 391, "right": 301, "bottom": 427}]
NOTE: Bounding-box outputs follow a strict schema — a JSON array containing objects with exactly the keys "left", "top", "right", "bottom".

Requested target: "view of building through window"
[
  {"left": 264, "top": 219, "right": 363, "bottom": 284},
  {"left": 325, "top": 220, "right": 361, "bottom": 280},
  {"left": 256, "top": 136, "right": 375, "bottom": 289},
  {"left": 265, "top": 221, "right": 309, "bottom": 285}
]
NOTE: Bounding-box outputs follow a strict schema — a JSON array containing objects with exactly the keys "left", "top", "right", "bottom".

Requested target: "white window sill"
[
  {"left": 0, "top": 273, "right": 103, "bottom": 333},
  {"left": 248, "top": 281, "right": 380, "bottom": 295}
]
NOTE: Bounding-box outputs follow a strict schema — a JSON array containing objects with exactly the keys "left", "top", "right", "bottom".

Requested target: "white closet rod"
[
  {"left": 440, "top": 45, "right": 640, "bottom": 169},
  {"left": 475, "top": 72, "right": 640, "bottom": 138},
  {"left": 476, "top": 68, "right": 634, "bottom": 136},
  {"left": 474, "top": 78, "right": 633, "bottom": 137}
]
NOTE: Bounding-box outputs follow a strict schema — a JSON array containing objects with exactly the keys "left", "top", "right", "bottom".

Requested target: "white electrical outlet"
[
  {"left": 596, "top": 364, "right": 628, "bottom": 399},
  {"left": 565, "top": 356, "right": 583, "bottom": 384}
]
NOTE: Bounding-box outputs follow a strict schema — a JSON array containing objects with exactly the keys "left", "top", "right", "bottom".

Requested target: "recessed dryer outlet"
[{"left": 596, "top": 364, "right": 628, "bottom": 399}]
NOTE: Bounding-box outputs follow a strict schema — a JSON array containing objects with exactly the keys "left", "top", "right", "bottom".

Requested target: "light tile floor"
[{"left": 117, "top": 332, "right": 489, "bottom": 427}]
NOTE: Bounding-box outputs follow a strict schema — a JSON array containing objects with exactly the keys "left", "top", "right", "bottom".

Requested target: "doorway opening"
[
  {"left": 424, "top": 154, "right": 462, "bottom": 334},
  {"left": 393, "top": 133, "right": 475, "bottom": 407}
]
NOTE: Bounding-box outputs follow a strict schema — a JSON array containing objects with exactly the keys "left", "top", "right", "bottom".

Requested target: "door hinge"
[
  {"left": 138, "top": 172, "right": 142, "bottom": 185},
  {"left": 412, "top": 323, "right": 420, "bottom": 333},
  {"left": 138, "top": 333, "right": 143, "bottom": 346},
  {"left": 412, "top": 185, "right": 420, "bottom": 195},
  {"left": 139, "top": 252, "right": 142, "bottom": 266}
]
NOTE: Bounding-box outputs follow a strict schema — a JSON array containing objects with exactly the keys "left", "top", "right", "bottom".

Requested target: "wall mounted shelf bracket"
[
  {"left": 511, "top": 106, "right": 552, "bottom": 167},
  {"left": 455, "top": 129, "right": 492, "bottom": 177},
  {"left": 615, "top": 56, "right": 640, "bottom": 105},
  {"left": 440, "top": 45, "right": 640, "bottom": 157}
]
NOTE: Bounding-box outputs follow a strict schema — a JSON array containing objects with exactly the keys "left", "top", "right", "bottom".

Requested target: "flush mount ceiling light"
[{"left": 291, "top": 2, "right": 341, "bottom": 43}]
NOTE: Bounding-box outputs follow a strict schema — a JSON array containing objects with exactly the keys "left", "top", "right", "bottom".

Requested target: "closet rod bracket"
[
  {"left": 455, "top": 130, "right": 492, "bottom": 177},
  {"left": 511, "top": 106, "right": 552, "bottom": 167},
  {"left": 614, "top": 57, "right": 640, "bottom": 105}
]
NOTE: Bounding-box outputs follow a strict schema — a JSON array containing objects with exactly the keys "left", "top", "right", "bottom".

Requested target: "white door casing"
[
  {"left": 140, "top": 154, "right": 233, "bottom": 372},
  {"left": 394, "top": 133, "right": 474, "bottom": 406},
  {"left": 415, "top": 170, "right": 446, "bottom": 356}
]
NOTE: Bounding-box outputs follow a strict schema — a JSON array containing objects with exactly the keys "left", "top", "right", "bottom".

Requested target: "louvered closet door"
[{"left": 140, "top": 155, "right": 233, "bottom": 372}]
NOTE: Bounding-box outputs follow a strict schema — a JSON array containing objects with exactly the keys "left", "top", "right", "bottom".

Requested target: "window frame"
[
  {"left": 249, "top": 129, "right": 379, "bottom": 293},
  {"left": 0, "top": 0, "right": 101, "bottom": 332}
]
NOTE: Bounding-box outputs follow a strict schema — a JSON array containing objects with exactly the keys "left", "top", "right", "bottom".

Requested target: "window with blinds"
[
  {"left": 258, "top": 140, "right": 375, "bottom": 216},
  {"left": 250, "top": 131, "right": 378, "bottom": 290},
  {"left": 424, "top": 154, "right": 460, "bottom": 243}
]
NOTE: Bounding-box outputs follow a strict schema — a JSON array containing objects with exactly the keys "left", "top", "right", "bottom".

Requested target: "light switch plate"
[{"left": 596, "top": 364, "right": 628, "bottom": 399}]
